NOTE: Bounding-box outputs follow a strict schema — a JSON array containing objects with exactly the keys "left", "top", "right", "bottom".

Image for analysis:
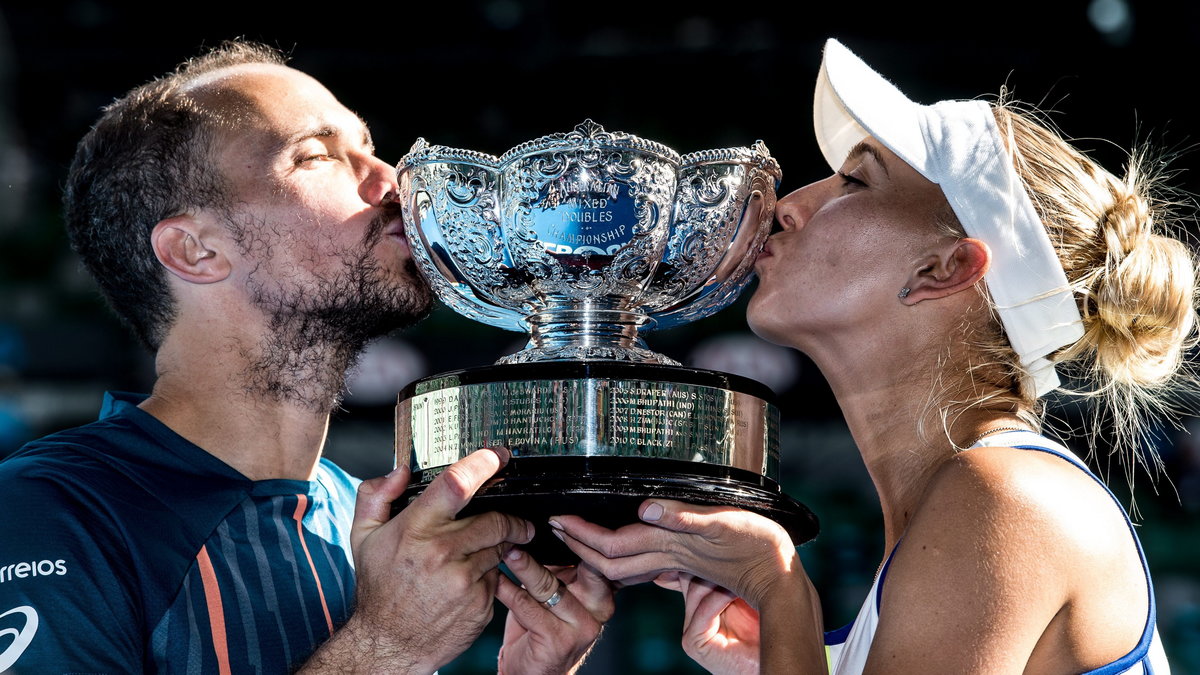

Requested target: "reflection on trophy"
[{"left": 395, "top": 120, "right": 817, "bottom": 562}]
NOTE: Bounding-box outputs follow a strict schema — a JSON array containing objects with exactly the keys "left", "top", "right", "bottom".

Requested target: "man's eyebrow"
[
  {"left": 280, "top": 117, "right": 375, "bottom": 154},
  {"left": 846, "top": 141, "right": 889, "bottom": 176},
  {"left": 361, "top": 120, "right": 375, "bottom": 154},
  {"left": 352, "top": 112, "right": 375, "bottom": 153}
]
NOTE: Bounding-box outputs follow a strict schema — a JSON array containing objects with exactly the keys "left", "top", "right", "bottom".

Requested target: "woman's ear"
[
  {"left": 900, "top": 237, "right": 990, "bottom": 305},
  {"left": 150, "top": 215, "right": 232, "bottom": 284}
]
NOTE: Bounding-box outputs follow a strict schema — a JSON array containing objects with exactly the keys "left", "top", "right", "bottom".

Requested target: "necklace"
[{"left": 966, "top": 425, "right": 1028, "bottom": 448}]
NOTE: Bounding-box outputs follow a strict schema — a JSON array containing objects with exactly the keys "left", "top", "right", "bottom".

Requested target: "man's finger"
[
  {"left": 498, "top": 552, "right": 599, "bottom": 632},
  {"left": 412, "top": 447, "right": 509, "bottom": 523},
  {"left": 453, "top": 512, "right": 535, "bottom": 578},
  {"left": 570, "top": 562, "right": 616, "bottom": 622},
  {"left": 496, "top": 573, "right": 555, "bottom": 633},
  {"left": 350, "top": 464, "right": 411, "bottom": 553},
  {"left": 504, "top": 547, "right": 562, "bottom": 605}
]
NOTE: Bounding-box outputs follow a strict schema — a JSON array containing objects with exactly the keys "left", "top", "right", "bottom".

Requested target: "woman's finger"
[
  {"left": 637, "top": 499, "right": 778, "bottom": 540},
  {"left": 504, "top": 546, "right": 563, "bottom": 606},
  {"left": 553, "top": 528, "right": 678, "bottom": 585},
  {"left": 496, "top": 572, "right": 556, "bottom": 633},
  {"left": 681, "top": 579, "right": 738, "bottom": 637},
  {"left": 550, "top": 516, "right": 675, "bottom": 559}
]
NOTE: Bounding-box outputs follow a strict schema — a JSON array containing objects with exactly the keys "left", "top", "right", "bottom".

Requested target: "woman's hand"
[
  {"left": 655, "top": 572, "right": 761, "bottom": 675},
  {"left": 552, "top": 500, "right": 828, "bottom": 674},
  {"left": 550, "top": 499, "right": 800, "bottom": 608},
  {"left": 494, "top": 548, "right": 615, "bottom": 675}
]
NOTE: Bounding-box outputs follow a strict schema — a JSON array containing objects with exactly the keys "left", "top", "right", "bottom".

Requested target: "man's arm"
[{"left": 300, "top": 447, "right": 534, "bottom": 674}]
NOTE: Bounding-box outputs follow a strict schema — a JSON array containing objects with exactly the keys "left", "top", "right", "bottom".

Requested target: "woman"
[{"left": 548, "top": 39, "right": 1197, "bottom": 673}]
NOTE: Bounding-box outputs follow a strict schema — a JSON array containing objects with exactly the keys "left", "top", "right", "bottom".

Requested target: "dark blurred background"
[{"left": 2, "top": 1, "right": 1199, "bottom": 672}]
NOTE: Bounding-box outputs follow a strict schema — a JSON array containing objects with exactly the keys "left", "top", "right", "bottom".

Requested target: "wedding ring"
[{"left": 542, "top": 579, "right": 566, "bottom": 608}]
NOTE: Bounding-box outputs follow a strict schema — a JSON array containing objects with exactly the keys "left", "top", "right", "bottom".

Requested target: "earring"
[{"left": 897, "top": 287, "right": 911, "bottom": 299}]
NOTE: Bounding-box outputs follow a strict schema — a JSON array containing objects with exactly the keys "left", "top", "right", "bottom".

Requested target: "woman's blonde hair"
[{"left": 949, "top": 99, "right": 1199, "bottom": 480}]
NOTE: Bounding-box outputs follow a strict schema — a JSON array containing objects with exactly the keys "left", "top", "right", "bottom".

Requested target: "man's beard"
[{"left": 233, "top": 206, "right": 434, "bottom": 412}]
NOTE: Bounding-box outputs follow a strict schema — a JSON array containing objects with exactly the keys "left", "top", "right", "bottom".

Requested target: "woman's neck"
[{"left": 801, "top": 329, "right": 1030, "bottom": 552}]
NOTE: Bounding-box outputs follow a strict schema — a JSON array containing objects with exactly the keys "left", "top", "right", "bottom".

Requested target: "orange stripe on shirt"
[
  {"left": 196, "top": 545, "right": 232, "bottom": 675},
  {"left": 293, "top": 494, "right": 335, "bottom": 635}
]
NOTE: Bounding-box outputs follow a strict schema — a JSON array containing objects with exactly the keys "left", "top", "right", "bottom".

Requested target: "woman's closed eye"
[{"left": 837, "top": 171, "right": 867, "bottom": 188}]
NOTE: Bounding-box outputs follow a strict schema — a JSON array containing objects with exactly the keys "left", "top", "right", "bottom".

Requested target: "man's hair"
[{"left": 64, "top": 40, "right": 287, "bottom": 350}]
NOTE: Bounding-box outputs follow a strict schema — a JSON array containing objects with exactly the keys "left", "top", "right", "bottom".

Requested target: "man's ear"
[
  {"left": 150, "top": 215, "right": 231, "bottom": 284},
  {"left": 900, "top": 237, "right": 990, "bottom": 305}
]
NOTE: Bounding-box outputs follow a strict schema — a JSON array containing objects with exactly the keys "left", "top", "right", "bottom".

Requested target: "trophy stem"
[{"left": 496, "top": 309, "right": 679, "bottom": 365}]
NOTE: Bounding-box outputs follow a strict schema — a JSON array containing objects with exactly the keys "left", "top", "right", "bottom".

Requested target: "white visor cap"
[{"left": 814, "top": 38, "right": 1084, "bottom": 397}]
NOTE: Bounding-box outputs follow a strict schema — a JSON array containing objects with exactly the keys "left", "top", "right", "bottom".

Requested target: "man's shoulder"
[
  {"left": 2, "top": 416, "right": 145, "bottom": 497},
  {"left": 0, "top": 419, "right": 198, "bottom": 674},
  {"left": 1, "top": 401, "right": 251, "bottom": 536}
]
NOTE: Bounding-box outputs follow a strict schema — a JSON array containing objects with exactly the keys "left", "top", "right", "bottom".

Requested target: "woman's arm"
[
  {"left": 552, "top": 501, "right": 827, "bottom": 674},
  {"left": 555, "top": 444, "right": 1147, "bottom": 674}
]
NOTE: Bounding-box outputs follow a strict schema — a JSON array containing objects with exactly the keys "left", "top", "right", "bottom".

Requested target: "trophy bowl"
[{"left": 395, "top": 121, "right": 817, "bottom": 563}]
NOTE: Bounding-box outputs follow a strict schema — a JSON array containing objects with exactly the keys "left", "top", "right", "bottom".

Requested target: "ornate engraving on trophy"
[{"left": 395, "top": 121, "right": 817, "bottom": 559}]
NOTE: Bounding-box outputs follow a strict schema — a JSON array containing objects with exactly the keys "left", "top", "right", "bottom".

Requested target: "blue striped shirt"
[{"left": 0, "top": 392, "right": 360, "bottom": 673}]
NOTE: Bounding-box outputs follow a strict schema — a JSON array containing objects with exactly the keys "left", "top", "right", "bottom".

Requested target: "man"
[{"left": 0, "top": 41, "right": 611, "bottom": 673}]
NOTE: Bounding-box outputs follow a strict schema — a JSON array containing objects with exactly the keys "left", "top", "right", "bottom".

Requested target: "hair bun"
[
  {"left": 1085, "top": 190, "right": 1197, "bottom": 387},
  {"left": 1100, "top": 191, "right": 1152, "bottom": 256},
  {"left": 989, "top": 102, "right": 1198, "bottom": 475}
]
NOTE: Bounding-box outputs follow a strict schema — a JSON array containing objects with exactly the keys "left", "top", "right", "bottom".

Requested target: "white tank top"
[{"left": 824, "top": 430, "right": 1170, "bottom": 674}]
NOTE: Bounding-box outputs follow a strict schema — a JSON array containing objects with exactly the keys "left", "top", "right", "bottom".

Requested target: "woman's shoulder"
[
  {"left": 916, "top": 444, "right": 1136, "bottom": 561},
  {"left": 871, "top": 443, "right": 1148, "bottom": 671}
]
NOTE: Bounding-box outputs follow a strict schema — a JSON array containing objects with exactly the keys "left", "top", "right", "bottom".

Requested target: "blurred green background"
[{"left": 2, "top": 1, "right": 1198, "bottom": 671}]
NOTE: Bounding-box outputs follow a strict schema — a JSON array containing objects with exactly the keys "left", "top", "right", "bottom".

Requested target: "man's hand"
[
  {"left": 494, "top": 549, "right": 615, "bottom": 675},
  {"left": 302, "top": 447, "right": 533, "bottom": 674}
]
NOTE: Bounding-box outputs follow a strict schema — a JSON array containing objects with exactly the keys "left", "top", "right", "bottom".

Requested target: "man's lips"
[{"left": 383, "top": 218, "right": 411, "bottom": 254}]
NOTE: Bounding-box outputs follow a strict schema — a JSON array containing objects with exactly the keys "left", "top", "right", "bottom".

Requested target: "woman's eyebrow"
[{"left": 846, "top": 141, "right": 889, "bottom": 176}]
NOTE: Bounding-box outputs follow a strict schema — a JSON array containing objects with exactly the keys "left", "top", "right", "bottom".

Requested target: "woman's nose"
[
  {"left": 774, "top": 194, "right": 799, "bottom": 233},
  {"left": 774, "top": 187, "right": 809, "bottom": 232},
  {"left": 773, "top": 177, "right": 834, "bottom": 232}
]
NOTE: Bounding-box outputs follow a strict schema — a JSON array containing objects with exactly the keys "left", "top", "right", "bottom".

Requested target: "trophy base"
[
  {"left": 394, "top": 455, "right": 818, "bottom": 565},
  {"left": 394, "top": 361, "right": 818, "bottom": 565}
]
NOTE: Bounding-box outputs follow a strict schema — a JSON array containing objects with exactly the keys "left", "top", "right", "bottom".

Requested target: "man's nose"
[{"left": 359, "top": 153, "right": 400, "bottom": 207}]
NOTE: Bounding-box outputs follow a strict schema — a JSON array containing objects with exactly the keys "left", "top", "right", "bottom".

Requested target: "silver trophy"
[{"left": 395, "top": 121, "right": 816, "bottom": 562}]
